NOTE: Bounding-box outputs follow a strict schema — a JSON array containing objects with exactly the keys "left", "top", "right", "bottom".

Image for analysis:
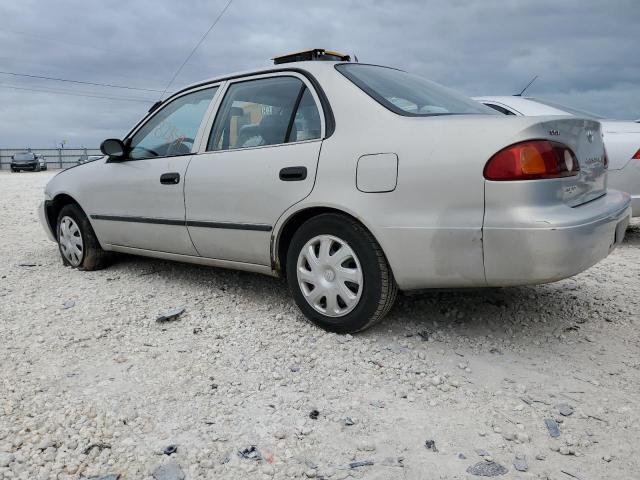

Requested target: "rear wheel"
[
  {"left": 56, "top": 204, "right": 109, "bottom": 270},
  {"left": 286, "top": 213, "right": 397, "bottom": 333}
]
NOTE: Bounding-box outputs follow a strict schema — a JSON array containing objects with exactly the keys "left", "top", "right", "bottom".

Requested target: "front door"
[
  {"left": 185, "top": 73, "right": 324, "bottom": 265},
  {"left": 87, "top": 86, "right": 219, "bottom": 255}
]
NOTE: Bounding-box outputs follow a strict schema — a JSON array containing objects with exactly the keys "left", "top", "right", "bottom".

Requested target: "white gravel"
[{"left": 1, "top": 171, "right": 639, "bottom": 480}]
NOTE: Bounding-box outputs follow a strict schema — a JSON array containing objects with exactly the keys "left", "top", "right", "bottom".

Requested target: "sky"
[{"left": 0, "top": 0, "right": 638, "bottom": 148}]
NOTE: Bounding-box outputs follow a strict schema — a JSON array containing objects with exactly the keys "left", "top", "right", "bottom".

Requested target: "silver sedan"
[{"left": 39, "top": 53, "right": 631, "bottom": 332}]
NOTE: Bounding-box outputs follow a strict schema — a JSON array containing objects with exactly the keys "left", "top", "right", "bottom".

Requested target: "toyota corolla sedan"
[
  {"left": 475, "top": 96, "right": 640, "bottom": 217},
  {"left": 39, "top": 49, "right": 631, "bottom": 333}
]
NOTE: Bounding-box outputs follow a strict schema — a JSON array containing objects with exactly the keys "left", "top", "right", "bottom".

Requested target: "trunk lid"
[{"left": 519, "top": 117, "right": 607, "bottom": 207}]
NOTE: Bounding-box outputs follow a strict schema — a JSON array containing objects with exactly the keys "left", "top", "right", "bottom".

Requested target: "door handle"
[
  {"left": 279, "top": 166, "right": 307, "bottom": 181},
  {"left": 160, "top": 172, "right": 180, "bottom": 185}
]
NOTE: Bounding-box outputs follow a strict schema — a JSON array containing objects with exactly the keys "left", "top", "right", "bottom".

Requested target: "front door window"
[{"left": 129, "top": 87, "right": 218, "bottom": 160}]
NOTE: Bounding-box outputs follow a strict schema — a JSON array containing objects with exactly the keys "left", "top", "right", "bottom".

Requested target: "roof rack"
[{"left": 273, "top": 49, "right": 351, "bottom": 65}]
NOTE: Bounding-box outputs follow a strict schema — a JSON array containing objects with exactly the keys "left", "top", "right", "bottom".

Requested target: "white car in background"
[{"left": 475, "top": 96, "right": 640, "bottom": 217}]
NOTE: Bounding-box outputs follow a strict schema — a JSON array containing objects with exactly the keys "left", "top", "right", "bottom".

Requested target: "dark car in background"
[{"left": 11, "top": 151, "right": 47, "bottom": 172}]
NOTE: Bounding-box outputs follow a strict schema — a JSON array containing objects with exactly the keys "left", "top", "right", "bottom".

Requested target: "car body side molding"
[{"left": 90, "top": 214, "right": 272, "bottom": 231}]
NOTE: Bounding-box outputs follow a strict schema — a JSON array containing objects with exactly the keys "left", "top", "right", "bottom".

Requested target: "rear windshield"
[
  {"left": 529, "top": 98, "right": 605, "bottom": 119},
  {"left": 336, "top": 64, "right": 496, "bottom": 117},
  {"left": 14, "top": 152, "right": 35, "bottom": 160}
]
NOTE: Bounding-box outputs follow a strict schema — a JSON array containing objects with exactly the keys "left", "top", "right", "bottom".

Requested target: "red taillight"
[
  {"left": 633, "top": 148, "right": 640, "bottom": 160},
  {"left": 484, "top": 140, "right": 580, "bottom": 181}
]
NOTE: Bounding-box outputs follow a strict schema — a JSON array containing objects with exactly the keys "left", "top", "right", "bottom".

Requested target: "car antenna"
[{"left": 514, "top": 75, "right": 538, "bottom": 96}]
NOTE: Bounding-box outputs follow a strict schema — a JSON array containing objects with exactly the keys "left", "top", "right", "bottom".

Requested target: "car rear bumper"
[
  {"left": 39, "top": 201, "right": 56, "bottom": 242},
  {"left": 483, "top": 190, "right": 631, "bottom": 286}
]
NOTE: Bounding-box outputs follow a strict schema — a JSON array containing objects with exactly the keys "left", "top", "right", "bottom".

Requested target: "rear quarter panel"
[{"left": 283, "top": 69, "right": 574, "bottom": 289}]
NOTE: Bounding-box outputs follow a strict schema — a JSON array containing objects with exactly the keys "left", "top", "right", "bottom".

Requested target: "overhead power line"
[
  {"left": 0, "top": 70, "right": 165, "bottom": 93},
  {"left": 159, "top": 0, "right": 235, "bottom": 99},
  {"left": 0, "top": 84, "right": 154, "bottom": 103}
]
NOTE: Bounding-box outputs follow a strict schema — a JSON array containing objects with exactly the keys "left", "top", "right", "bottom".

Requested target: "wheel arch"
[
  {"left": 272, "top": 205, "right": 394, "bottom": 279},
  {"left": 46, "top": 193, "right": 85, "bottom": 240}
]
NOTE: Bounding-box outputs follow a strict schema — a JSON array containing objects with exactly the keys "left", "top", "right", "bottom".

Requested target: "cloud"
[{"left": 0, "top": 0, "right": 638, "bottom": 147}]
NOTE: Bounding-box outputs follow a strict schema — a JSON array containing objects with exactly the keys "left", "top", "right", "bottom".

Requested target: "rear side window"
[
  {"left": 207, "top": 76, "right": 320, "bottom": 151},
  {"left": 336, "top": 64, "right": 496, "bottom": 117},
  {"left": 484, "top": 103, "right": 517, "bottom": 115}
]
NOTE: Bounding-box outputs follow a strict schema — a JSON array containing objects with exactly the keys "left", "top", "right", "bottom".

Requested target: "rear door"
[
  {"left": 87, "top": 86, "right": 219, "bottom": 254},
  {"left": 184, "top": 72, "right": 324, "bottom": 265}
]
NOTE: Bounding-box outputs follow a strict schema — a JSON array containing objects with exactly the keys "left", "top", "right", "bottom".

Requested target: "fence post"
[{"left": 58, "top": 148, "right": 62, "bottom": 169}]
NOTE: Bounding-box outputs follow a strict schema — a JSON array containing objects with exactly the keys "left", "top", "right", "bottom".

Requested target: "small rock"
[
  {"left": 502, "top": 432, "right": 516, "bottom": 441},
  {"left": 475, "top": 449, "right": 490, "bottom": 457},
  {"left": 156, "top": 307, "right": 185, "bottom": 323},
  {"left": 466, "top": 461, "right": 508, "bottom": 476},
  {"left": 430, "top": 376, "right": 443, "bottom": 386},
  {"left": 62, "top": 300, "right": 75, "bottom": 309},
  {"left": 544, "top": 418, "right": 560, "bottom": 438},
  {"left": 88, "top": 475, "right": 120, "bottom": 480},
  {"left": 192, "top": 327, "right": 202, "bottom": 334},
  {"left": 602, "top": 454, "right": 612, "bottom": 462},
  {"left": 458, "top": 453, "right": 467, "bottom": 459},
  {"left": 559, "top": 446, "right": 572, "bottom": 456},
  {"left": 309, "top": 409, "right": 319, "bottom": 420},
  {"left": 535, "top": 452, "right": 546, "bottom": 461},
  {"left": 425, "top": 440, "right": 438, "bottom": 452},
  {"left": 238, "top": 446, "right": 261, "bottom": 460},
  {"left": 369, "top": 400, "right": 385, "bottom": 408},
  {"left": 273, "top": 431, "right": 286, "bottom": 440},
  {"left": 152, "top": 462, "right": 185, "bottom": 480},
  {"left": 557, "top": 403, "right": 574, "bottom": 416},
  {"left": 513, "top": 455, "right": 528, "bottom": 472},
  {"left": 349, "top": 460, "right": 374, "bottom": 469},
  {"left": 516, "top": 433, "right": 530, "bottom": 443},
  {"left": 418, "top": 330, "right": 430, "bottom": 341},
  {"left": 343, "top": 417, "right": 355, "bottom": 426},
  {"left": 163, "top": 445, "right": 178, "bottom": 456}
]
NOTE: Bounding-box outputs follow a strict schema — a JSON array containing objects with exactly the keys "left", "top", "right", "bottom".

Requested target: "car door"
[
  {"left": 184, "top": 73, "right": 324, "bottom": 265},
  {"left": 87, "top": 86, "right": 219, "bottom": 255}
]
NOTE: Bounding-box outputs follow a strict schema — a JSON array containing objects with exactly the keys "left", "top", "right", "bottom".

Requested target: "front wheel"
[
  {"left": 56, "top": 204, "right": 110, "bottom": 270},
  {"left": 286, "top": 213, "right": 397, "bottom": 333}
]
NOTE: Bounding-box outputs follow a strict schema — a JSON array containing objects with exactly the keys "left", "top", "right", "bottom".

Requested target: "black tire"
[
  {"left": 56, "top": 203, "right": 110, "bottom": 271},
  {"left": 286, "top": 213, "right": 397, "bottom": 333},
  {"left": 10, "top": 168, "right": 17, "bottom": 172}
]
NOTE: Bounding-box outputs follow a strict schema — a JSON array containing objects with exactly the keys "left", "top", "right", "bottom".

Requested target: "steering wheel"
[{"left": 167, "top": 137, "right": 195, "bottom": 156}]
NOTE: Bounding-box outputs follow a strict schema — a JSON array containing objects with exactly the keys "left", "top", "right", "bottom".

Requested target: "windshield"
[
  {"left": 530, "top": 98, "right": 605, "bottom": 119},
  {"left": 14, "top": 152, "right": 35, "bottom": 160},
  {"left": 336, "top": 64, "right": 497, "bottom": 117}
]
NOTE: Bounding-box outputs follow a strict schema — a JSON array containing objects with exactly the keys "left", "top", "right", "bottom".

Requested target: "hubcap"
[
  {"left": 296, "top": 234, "right": 363, "bottom": 317},
  {"left": 58, "top": 216, "right": 83, "bottom": 266}
]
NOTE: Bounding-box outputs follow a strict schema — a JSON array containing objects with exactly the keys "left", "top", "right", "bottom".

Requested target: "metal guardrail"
[{"left": 0, "top": 148, "right": 101, "bottom": 170}]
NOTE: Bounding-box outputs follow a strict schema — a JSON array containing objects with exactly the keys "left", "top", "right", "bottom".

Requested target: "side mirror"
[{"left": 100, "top": 138, "right": 127, "bottom": 160}]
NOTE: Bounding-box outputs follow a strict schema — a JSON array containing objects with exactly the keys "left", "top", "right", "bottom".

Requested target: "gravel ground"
[{"left": 1, "top": 171, "right": 639, "bottom": 480}]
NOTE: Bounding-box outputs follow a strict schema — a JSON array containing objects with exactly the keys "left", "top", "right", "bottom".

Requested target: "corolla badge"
[{"left": 586, "top": 130, "right": 594, "bottom": 143}]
